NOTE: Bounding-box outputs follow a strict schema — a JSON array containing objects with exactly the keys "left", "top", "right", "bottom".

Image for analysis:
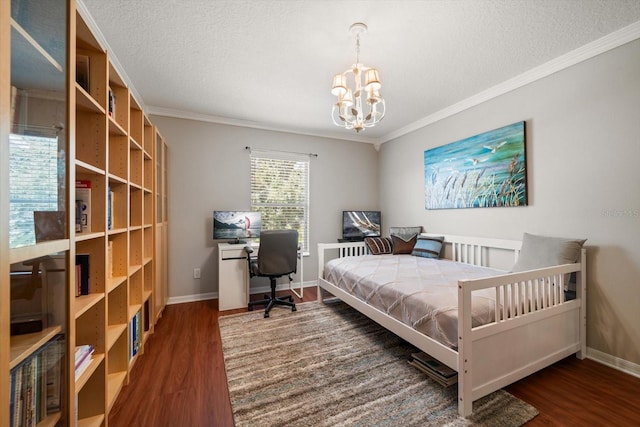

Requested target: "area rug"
[{"left": 219, "top": 299, "right": 538, "bottom": 427}]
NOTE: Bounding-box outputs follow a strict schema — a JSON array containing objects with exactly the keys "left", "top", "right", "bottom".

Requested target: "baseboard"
[
  {"left": 167, "top": 292, "right": 217, "bottom": 305},
  {"left": 587, "top": 347, "right": 640, "bottom": 379},
  {"left": 166, "top": 281, "right": 319, "bottom": 305}
]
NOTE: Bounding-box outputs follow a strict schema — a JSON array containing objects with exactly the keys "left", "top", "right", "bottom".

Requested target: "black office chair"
[{"left": 244, "top": 229, "right": 298, "bottom": 318}]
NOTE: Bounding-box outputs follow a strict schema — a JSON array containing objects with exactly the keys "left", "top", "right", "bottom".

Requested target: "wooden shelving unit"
[
  {"left": 3, "top": 0, "right": 71, "bottom": 426},
  {"left": 1, "top": 1, "right": 168, "bottom": 425}
]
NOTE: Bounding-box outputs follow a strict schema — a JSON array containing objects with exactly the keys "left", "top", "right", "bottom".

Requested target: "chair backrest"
[{"left": 257, "top": 230, "right": 299, "bottom": 276}]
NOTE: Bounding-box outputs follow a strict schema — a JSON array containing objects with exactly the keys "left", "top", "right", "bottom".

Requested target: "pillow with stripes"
[
  {"left": 364, "top": 236, "right": 393, "bottom": 255},
  {"left": 411, "top": 235, "right": 444, "bottom": 258}
]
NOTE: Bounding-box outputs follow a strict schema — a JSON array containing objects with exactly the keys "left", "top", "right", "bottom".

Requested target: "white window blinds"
[
  {"left": 250, "top": 150, "right": 310, "bottom": 252},
  {"left": 9, "top": 131, "right": 61, "bottom": 248}
]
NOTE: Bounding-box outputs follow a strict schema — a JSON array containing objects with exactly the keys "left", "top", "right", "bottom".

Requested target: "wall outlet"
[{"left": 193, "top": 268, "right": 201, "bottom": 279}]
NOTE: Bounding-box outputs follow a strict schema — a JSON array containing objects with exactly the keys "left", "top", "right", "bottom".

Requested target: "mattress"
[{"left": 323, "top": 254, "right": 505, "bottom": 349}]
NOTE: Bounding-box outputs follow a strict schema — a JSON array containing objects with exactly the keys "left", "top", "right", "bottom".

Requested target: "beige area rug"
[{"left": 219, "top": 299, "right": 538, "bottom": 427}]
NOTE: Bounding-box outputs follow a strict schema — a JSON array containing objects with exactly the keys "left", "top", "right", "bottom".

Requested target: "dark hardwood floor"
[{"left": 109, "top": 288, "right": 640, "bottom": 426}]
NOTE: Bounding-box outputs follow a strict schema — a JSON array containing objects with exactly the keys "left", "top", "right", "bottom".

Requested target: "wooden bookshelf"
[
  {"left": 3, "top": 0, "right": 71, "bottom": 425},
  {"left": 71, "top": 6, "right": 168, "bottom": 424},
  {"left": 1, "top": 2, "right": 168, "bottom": 424}
]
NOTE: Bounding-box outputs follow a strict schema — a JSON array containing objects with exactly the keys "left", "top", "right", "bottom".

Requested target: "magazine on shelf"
[
  {"left": 409, "top": 352, "right": 458, "bottom": 387},
  {"left": 74, "top": 345, "right": 94, "bottom": 380}
]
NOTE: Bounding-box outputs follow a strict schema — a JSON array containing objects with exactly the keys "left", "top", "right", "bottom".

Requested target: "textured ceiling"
[{"left": 79, "top": 0, "right": 640, "bottom": 143}]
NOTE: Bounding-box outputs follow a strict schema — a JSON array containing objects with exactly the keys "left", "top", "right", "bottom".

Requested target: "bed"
[{"left": 317, "top": 233, "right": 586, "bottom": 417}]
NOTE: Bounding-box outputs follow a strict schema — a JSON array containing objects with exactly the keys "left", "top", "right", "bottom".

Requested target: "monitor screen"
[
  {"left": 213, "top": 211, "right": 262, "bottom": 242},
  {"left": 342, "top": 210, "right": 381, "bottom": 240}
]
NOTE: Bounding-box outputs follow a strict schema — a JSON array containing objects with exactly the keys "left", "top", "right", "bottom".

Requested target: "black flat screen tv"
[
  {"left": 213, "top": 211, "right": 262, "bottom": 243},
  {"left": 342, "top": 210, "right": 381, "bottom": 241}
]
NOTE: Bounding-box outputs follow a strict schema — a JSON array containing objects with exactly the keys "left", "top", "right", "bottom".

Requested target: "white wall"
[
  {"left": 148, "top": 117, "right": 379, "bottom": 301},
  {"left": 380, "top": 39, "right": 640, "bottom": 365}
]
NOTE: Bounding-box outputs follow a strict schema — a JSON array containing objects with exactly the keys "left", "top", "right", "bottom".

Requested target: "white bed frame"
[{"left": 317, "top": 234, "right": 586, "bottom": 417}]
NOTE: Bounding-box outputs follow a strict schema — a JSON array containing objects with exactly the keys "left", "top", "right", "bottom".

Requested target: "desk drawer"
[{"left": 220, "top": 249, "right": 244, "bottom": 260}]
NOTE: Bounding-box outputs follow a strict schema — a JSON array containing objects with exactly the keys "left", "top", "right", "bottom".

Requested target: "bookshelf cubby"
[
  {"left": 108, "top": 133, "right": 128, "bottom": 182},
  {"left": 2, "top": 2, "right": 168, "bottom": 424}
]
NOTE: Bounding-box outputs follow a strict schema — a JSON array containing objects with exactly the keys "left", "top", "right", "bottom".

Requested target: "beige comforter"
[{"left": 324, "top": 254, "right": 505, "bottom": 349}]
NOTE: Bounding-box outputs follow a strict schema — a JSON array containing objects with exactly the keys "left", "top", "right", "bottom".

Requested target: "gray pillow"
[
  {"left": 389, "top": 226, "right": 422, "bottom": 239},
  {"left": 511, "top": 233, "right": 586, "bottom": 282}
]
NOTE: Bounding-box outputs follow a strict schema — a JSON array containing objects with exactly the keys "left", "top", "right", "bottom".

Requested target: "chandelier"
[{"left": 331, "top": 22, "right": 386, "bottom": 133}]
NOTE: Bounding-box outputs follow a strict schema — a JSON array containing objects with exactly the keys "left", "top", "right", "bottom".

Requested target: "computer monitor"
[
  {"left": 213, "top": 211, "right": 262, "bottom": 244},
  {"left": 342, "top": 210, "right": 381, "bottom": 241}
]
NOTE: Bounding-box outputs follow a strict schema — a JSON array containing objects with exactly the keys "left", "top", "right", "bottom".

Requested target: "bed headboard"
[
  {"left": 422, "top": 234, "right": 522, "bottom": 267},
  {"left": 318, "top": 234, "right": 523, "bottom": 270}
]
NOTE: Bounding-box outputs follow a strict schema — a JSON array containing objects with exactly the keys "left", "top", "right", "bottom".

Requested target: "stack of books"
[
  {"left": 75, "top": 345, "right": 94, "bottom": 380},
  {"left": 409, "top": 351, "right": 458, "bottom": 387}
]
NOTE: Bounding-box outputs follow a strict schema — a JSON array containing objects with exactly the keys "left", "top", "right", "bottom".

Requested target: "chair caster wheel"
[
  {"left": 292, "top": 306, "right": 297, "bottom": 312},
  {"left": 248, "top": 306, "right": 253, "bottom": 311},
  {"left": 264, "top": 312, "right": 269, "bottom": 318}
]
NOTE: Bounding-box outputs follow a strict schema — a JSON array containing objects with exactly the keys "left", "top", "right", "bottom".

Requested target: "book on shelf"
[
  {"left": 74, "top": 200, "right": 82, "bottom": 233},
  {"left": 409, "top": 352, "right": 458, "bottom": 387},
  {"left": 43, "top": 337, "right": 64, "bottom": 413},
  {"left": 10, "top": 335, "right": 64, "bottom": 427},
  {"left": 129, "top": 310, "right": 142, "bottom": 359},
  {"left": 108, "top": 86, "right": 116, "bottom": 118},
  {"left": 76, "top": 54, "right": 90, "bottom": 92},
  {"left": 75, "top": 180, "right": 92, "bottom": 233},
  {"left": 75, "top": 254, "right": 90, "bottom": 296},
  {"left": 107, "top": 186, "right": 114, "bottom": 230},
  {"left": 143, "top": 300, "right": 150, "bottom": 332},
  {"left": 136, "top": 310, "right": 142, "bottom": 349}
]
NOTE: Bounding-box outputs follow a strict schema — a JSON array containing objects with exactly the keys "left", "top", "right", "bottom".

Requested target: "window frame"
[{"left": 249, "top": 150, "right": 310, "bottom": 253}]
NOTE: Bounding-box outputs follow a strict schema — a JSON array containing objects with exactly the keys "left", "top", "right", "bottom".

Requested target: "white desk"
[{"left": 217, "top": 242, "right": 303, "bottom": 310}]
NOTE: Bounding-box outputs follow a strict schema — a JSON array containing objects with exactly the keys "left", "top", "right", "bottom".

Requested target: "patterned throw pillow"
[
  {"left": 411, "top": 235, "right": 445, "bottom": 258},
  {"left": 391, "top": 234, "right": 418, "bottom": 255},
  {"left": 364, "top": 237, "right": 393, "bottom": 255}
]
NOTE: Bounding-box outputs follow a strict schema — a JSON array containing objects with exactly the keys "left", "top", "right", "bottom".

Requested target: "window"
[
  {"left": 250, "top": 150, "right": 310, "bottom": 252},
  {"left": 9, "top": 130, "right": 63, "bottom": 248}
]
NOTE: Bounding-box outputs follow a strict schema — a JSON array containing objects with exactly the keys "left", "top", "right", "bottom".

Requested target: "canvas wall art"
[{"left": 424, "top": 121, "right": 527, "bottom": 209}]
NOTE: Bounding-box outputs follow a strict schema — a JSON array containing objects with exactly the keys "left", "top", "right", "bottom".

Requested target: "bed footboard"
[{"left": 456, "top": 249, "right": 586, "bottom": 416}]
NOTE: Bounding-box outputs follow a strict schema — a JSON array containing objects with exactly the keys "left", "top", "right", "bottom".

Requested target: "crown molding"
[
  {"left": 146, "top": 106, "right": 381, "bottom": 144},
  {"left": 380, "top": 20, "right": 640, "bottom": 143}
]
